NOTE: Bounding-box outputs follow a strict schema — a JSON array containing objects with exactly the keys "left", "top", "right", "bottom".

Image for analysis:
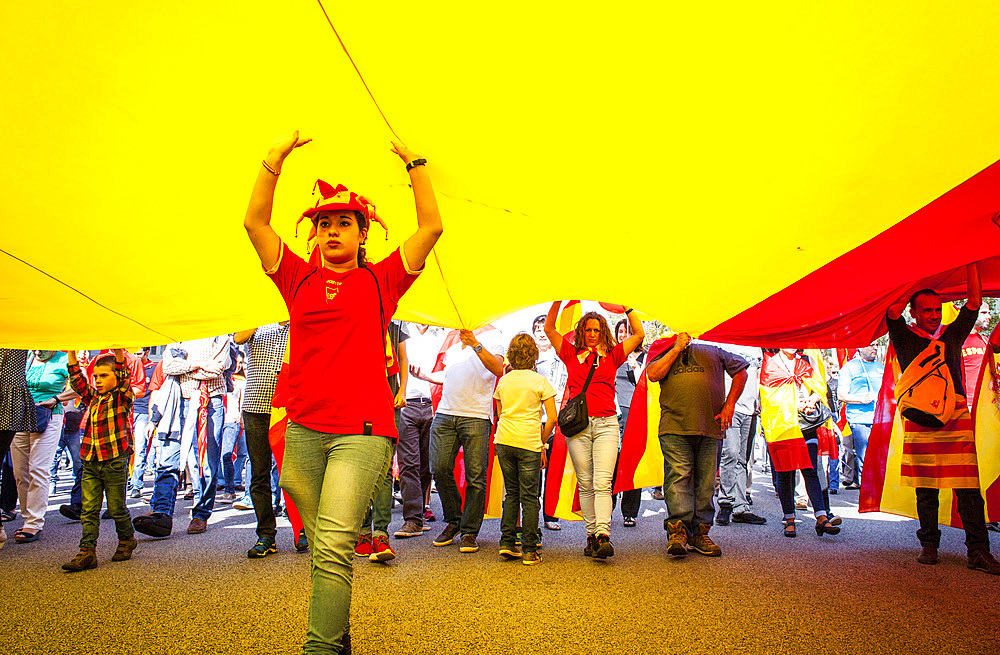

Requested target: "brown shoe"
[
  {"left": 917, "top": 546, "right": 938, "bottom": 565},
  {"left": 111, "top": 536, "right": 137, "bottom": 561},
  {"left": 967, "top": 549, "right": 1000, "bottom": 575},
  {"left": 187, "top": 518, "right": 207, "bottom": 534},
  {"left": 688, "top": 523, "right": 722, "bottom": 557},
  {"left": 666, "top": 520, "right": 688, "bottom": 557},
  {"left": 62, "top": 547, "right": 97, "bottom": 572}
]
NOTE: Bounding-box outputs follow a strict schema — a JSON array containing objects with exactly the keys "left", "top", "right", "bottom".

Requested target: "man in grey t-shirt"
[{"left": 646, "top": 334, "right": 748, "bottom": 558}]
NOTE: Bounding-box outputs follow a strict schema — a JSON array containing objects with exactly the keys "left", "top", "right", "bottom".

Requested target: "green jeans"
[
  {"left": 80, "top": 451, "right": 133, "bottom": 549},
  {"left": 280, "top": 422, "right": 394, "bottom": 654}
]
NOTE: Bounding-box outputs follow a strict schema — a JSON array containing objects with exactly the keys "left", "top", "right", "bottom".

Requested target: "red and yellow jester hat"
[{"left": 296, "top": 180, "right": 388, "bottom": 261}]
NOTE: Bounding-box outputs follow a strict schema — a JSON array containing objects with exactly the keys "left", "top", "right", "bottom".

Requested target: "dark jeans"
[
  {"left": 243, "top": 411, "right": 277, "bottom": 540},
  {"left": 613, "top": 407, "right": 641, "bottom": 518},
  {"left": 496, "top": 443, "right": 542, "bottom": 553},
  {"left": 659, "top": 432, "right": 722, "bottom": 531},
  {"left": 398, "top": 400, "right": 433, "bottom": 525},
  {"left": 915, "top": 487, "right": 990, "bottom": 553},
  {"left": 775, "top": 437, "right": 828, "bottom": 517},
  {"left": 80, "top": 452, "right": 133, "bottom": 548},
  {"left": 51, "top": 427, "right": 83, "bottom": 505},
  {"left": 430, "top": 413, "right": 491, "bottom": 535}
]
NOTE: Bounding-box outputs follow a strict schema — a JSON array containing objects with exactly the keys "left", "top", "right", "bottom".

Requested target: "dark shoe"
[
  {"left": 623, "top": 516, "right": 636, "bottom": 528},
  {"left": 0, "top": 510, "right": 16, "bottom": 522},
  {"left": 354, "top": 532, "right": 373, "bottom": 557},
  {"left": 828, "top": 514, "right": 843, "bottom": 526},
  {"left": 715, "top": 504, "right": 732, "bottom": 526},
  {"left": 499, "top": 544, "right": 523, "bottom": 560},
  {"left": 133, "top": 512, "right": 172, "bottom": 538},
  {"left": 815, "top": 516, "right": 841, "bottom": 536},
  {"left": 183, "top": 489, "right": 194, "bottom": 501},
  {"left": 295, "top": 530, "right": 309, "bottom": 553},
  {"left": 522, "top": 551, "right": 542, "bottom": 566},
  {"left": 433, "top": 524, "right": 460, "bottom": 547},
  {"left": 62, "top": 547, "right": 97, "bottom": 572},
  {"left": 782, "top": 517, "right": 797, "bottom": 538},
  {"left": 13, "top": 529, "right": 41, "bottom": 543},
  {"left": 247, "top": 537, "right": 277, "bottom": 558},
  {"left": 369, "top": 535, "right": 395, "bottom": 562},
  {"left": 688, "top": 523, "right": 722, "bottom": 557},
  {"left": 583, "top": 535, "right": 599, "bottom": 557},
  {"left": 917, "top": 546, "right": 938, "bottom": 565},
  {"left": 731, "top": 511, "right": 767, "bottom": 525},
  {"left": 235, "top": 484, "right": 246, "bottom": 492},
  {"left": 60, "top": 504, "right": 82, "bottom": 521},
  {"left": 459, "top": 534, "right": 479, "bottom": 553},
  {"left": 101, "top": 509, "right": 111, "bottom": 520},
  {"left": 186, "top": 517, "right": 207, "bottom": 534},
  {"left": 986, "top": 522, "right": 1000, "bottom": 533},
  {"left": 829, "top": 487, "right": 839, "bottom": 495},
  {"left": 967, "top": 550, "right": 1000, "bottom": 575},
  {"left": 594, "top": 534, "right": 615, "bottom": 559},
  {"left": 651, "top": 487, "right": 664, "bottom": 501},
  {"left": 394, "top": 520, "right": 424, "bottom": 538},
  {"left": 666, "top": 520, "right": 687, "bottom": 557},
  {"left": 111, "top": 537, "right": 137, "bottom": 561}
]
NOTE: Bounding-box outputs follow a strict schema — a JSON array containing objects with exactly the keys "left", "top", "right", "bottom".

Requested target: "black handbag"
[
  {"left": 798, "top": 400, "right": 832, "bottom": 431},
  {"left": 558, "top": 354, "right": 599, "bottom": 438}
]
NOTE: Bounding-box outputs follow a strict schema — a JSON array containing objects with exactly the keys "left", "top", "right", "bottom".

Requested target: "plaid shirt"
[
  {"left": 242, "top": 323, "right": 289, "bottom": 414},
  {"left": 69, "top": 359, "right": 134, "bottom": 462}
]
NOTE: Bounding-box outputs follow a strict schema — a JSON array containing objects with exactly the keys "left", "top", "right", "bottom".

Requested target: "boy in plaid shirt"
[{"left": 62, "top": 349, "right": 136, "bottom": 571}]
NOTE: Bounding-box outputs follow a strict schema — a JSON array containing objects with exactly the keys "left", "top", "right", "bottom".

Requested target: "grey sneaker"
[
  {"left": 393, "top": 520, "right": 424, "bottom": 538},
  {"left": 433, "top": 524, "right": 461, "bottom": 547},
  {"left": 459, "top": 534, "right": 479, "bottom": 553}
]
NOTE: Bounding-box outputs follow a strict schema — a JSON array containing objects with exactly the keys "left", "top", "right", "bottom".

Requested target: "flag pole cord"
[{"left": 315, "top": 0, "right": 465, "bottom": 328}]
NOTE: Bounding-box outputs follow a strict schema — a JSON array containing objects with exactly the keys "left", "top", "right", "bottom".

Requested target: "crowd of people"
[{"left": 2, "top": 136, "right": 998, "bottom": 655}]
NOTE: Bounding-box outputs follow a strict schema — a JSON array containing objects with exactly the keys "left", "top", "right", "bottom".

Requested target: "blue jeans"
[
  {"left": 659, "top": 433, "right": 722, "bottom": 532},
  {"left": 50, "top": 426, "right": 83, "bottom": 504},
  {"left": 129, "top": 411, "right": 152, "bottom": 490},
  {"left": 186, "top": 397, "right": 224, "bottom": 520},
  {"left": 430, "top": 413, "right": 491, "bottom": 536},
  {"left": 149, "top": 396, "right": 223, "bottom": 518},
  {"left": 220, "top": 422, "right": 248, "bottom": 493},
  {"left": 851, "top": 422, "right": 871, "bottom": 480},
  {"left": 496, "top": 443, "right": 542, "bottom": 553},
  {"left": 280, "top": 421, "right": 393, "bottom": 654}
]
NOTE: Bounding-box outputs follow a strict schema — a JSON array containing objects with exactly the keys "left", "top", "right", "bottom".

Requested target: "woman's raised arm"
[{"left": 394, "top": 141, "right": 443, "bottom": 272}]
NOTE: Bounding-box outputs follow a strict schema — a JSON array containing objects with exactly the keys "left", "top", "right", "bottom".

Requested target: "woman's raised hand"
[
  {"left": 390, "top": 140, "right": 419, "bottom": 166},
  {"left": 269, "top": 131, "right": 312, "bottom": 161}
]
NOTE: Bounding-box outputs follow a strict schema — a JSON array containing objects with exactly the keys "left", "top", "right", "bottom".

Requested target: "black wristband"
[
  {"left": 624, "top": 308, "right": 634, "bottom": 315},
  {"left": 405, "top": 158, "right": 427, "bottom": 172}
]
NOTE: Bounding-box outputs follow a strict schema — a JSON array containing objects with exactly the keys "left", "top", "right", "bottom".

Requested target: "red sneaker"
[
  {"left": 354, "top": 532, "right": 373, "bottom": 557},
  {"left": 369, "top": 534, "right": 396, "bottom": 562}
]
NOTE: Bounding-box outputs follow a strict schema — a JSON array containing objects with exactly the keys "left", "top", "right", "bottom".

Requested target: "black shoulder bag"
[{"left": 558, "top": 354, "right": 599, "bottom": 438}]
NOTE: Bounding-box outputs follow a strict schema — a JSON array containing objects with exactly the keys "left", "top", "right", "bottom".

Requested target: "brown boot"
[
  {"left": 917, "top": 546, "right": 938, "bottom": 565},
  {"left": 62, "top": 547, "right": 97, "bottom": 572},
  {"left": 967, "top": 549, "right": 1000, "bottom": 575},
  {"left": 666, "top": 520, "right": 688, "bottom": 557},
  {"left": 111, "top": 536, "right": 137, "bottom": 562},
  {"left": 688, "top": 523, "right": 722, "bottom": 557}
]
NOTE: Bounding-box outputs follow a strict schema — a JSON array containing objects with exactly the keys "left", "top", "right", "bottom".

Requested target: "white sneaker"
[{"left": 233, "top": 496, "right": 253, "bottom": 510}]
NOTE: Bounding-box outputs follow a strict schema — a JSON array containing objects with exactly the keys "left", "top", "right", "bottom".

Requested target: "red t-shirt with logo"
[
  {"left": 558, "top": 339, "right": 626, "bottom": 417},
  {"left": 962, "top": 331, "right": 988, "bottom": 404},
  {"left": 267, "top": 242, "right": 420, "bottom": 439}
]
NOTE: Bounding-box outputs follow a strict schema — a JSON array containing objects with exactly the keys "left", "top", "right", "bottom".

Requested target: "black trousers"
[
  {"left": 242, "top": 411, "right": 277, "bottom": 540},
  {"left": 915, "top": 487, "right": 990, "bottom": 553},
  {"left": 1, "top": 431, "right": 16, "bottom": 513}
]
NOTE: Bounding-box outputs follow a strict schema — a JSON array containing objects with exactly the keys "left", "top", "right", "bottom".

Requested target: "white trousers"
[
  {"left": 12, "top": 413, "right": 65, "bottom": 531},
  {"left": 564, "top": 415, "right": 619, "bottom": 537}
]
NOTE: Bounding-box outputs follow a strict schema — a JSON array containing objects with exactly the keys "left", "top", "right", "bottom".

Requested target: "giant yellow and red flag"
[
  {"left": 860, "top": 342, "right": 1000, "bottom": 525},
  {"left": 613, "top": 336, "right": 676, "bottom": 494}
]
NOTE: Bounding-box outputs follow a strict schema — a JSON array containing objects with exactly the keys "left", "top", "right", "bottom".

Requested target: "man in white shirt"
[{"left": 425, "top": 329, "right": 504, "bottom": 554}]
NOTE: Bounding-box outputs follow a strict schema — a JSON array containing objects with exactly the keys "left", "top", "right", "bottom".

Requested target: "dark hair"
[
  {"left": 354, "top": 211, "right": 368, "bottom": 268},
  {"left": 908, "top": 288, "right": 941, "bottom": 309},
  {"left": 507, "top": 333, "right": 539, "bottom": 370},
  {"left": 532, "top": 315, "right": 546, "bottom": 332},
  {"left": 93, "top": 355, "right": 116, "bottom": 370},
  {"left": 573, "top": 312, "right": 616, "bottom": 353}
]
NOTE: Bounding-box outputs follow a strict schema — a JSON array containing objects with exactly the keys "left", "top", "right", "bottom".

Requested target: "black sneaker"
[
  {"left": 59, "top": 504, "right": 82, "bottom": 521},
  {"left": 433, "top": 524, "right": 460, "bottom": 547},
  {"left": 716, "top": 505, "right": 732, "bottom": 526},
  {"left": 594, "top": 534, "right": 615, "bottom": 559},
  {"left": 248, "top": 537, "right": 277, "bottom": 558},
  {"left": 294, "top": 530, "right": 309, "bottom": 553},
  {"left": 583, "top": 535, "right": 599, "bottom": 557},
  {"left": 731, "top": 511, "right": 767, "bottom": 525}
]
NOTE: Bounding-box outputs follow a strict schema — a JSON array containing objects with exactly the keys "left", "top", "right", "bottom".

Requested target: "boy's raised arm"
[{"left": 67, "top": 350, "right": 94, "bottom": 405}]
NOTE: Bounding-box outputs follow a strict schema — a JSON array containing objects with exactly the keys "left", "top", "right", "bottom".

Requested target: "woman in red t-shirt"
[
  {"left": 244, "top": 132, "right": 442, "bottom": 653},
  {"left": 544, "top": 302, "right": 644, "bottom": 559}
]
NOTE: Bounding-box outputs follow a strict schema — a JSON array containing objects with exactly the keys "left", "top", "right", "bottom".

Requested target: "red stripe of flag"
[
  {"left": 902, "top": 441, "right": 977, "bottom": 455},
  {"left": 900, "top": 464, "right": 980, "bottom": 478},
  {"left": 767, "top": 439, "right": 813, "bottom": 472},
  {"left": 902, "top": 419, "right": 974, "bottom": 432}
]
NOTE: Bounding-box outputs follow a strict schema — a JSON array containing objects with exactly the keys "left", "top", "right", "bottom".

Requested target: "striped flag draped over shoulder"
[
  {"left": 861, "top": 341, "right": 1000, "bottom": 525},
  {"left": 759, "top": 352, "right": 821, "bottom": 471}
]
